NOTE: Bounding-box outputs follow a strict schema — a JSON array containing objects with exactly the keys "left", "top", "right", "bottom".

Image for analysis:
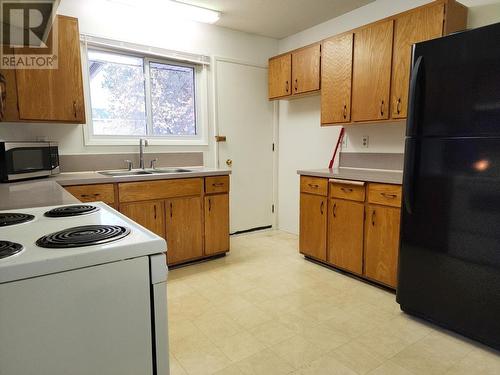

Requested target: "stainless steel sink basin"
[
  {"left": 98, "top": 170, "right": 153, "bottom": 177},
  {"left": 150, "top": 168, "right": 192, "bottom": 174}
]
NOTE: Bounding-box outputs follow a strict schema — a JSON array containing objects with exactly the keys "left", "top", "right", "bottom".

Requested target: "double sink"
[{"left": 98, "top": 168, "right": 192, "bottom": 177}]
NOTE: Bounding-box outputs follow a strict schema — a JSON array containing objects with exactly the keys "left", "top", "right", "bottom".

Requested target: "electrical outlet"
[
  {"left": 341, "top": 134, "right": 348, "bottom": 148},
  {"left": 362, "top": 135, "right": 369, "bottom": 148}
]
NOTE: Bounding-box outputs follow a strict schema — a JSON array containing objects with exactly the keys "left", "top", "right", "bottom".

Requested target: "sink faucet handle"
[
  {"left": 150, "top": 158, "right": 159, "bottom": 169},
  {"left": 124, "top": 159, "right": 133, "bottom": 171}
]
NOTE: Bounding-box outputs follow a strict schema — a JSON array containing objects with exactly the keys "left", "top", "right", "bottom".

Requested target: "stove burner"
[
  {"left": 36, "top": 225, "right": 130, "bottom": 248},
  {"left": 0, "top": 241, "right": 24, "bottom": 259},
  {"left": 44, "top": 205, "right": 100, "bottom": 218},
  {"left": 0, "top": 213, "right": 35, "bottom": 227}
]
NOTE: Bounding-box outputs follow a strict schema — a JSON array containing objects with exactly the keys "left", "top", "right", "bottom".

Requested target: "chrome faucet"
[{"left": 139, "top": 138, "right": 148, "bottom": 169}]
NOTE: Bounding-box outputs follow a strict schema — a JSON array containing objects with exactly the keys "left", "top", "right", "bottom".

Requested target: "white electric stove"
[{"left": 0, "top": 202, "right": 169, "bottom": 375}]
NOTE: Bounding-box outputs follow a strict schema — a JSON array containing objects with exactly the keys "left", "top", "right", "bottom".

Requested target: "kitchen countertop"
[
  {"left": 0, "top": 168, "right": 231, "bottom": 210},
  {"left": 298, "top": 167, "right": 403, "bottom": 185}
]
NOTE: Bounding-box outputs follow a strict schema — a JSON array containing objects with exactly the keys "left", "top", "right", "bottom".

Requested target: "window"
[{"left": 84, "top": 48, "right": 206, "bottom": 144}]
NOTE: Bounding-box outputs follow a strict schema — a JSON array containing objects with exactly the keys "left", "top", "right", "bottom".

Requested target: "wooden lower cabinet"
[
  {"left": 205, "top": 194, "right": 230, "bottom": 255},
  {"left": 364, "top": 204, "right": 401, "bottom": 288},
  {"left": 120, "top": 200, "right": 165, "bottom": 238},
  {"left": 299, "top": 193, "right": 327, "bottom": 261},
  {"left": 328, "top": 199, "right": 364, "bottom": 275},
  {"left": 165, "top": 196, "right": 204, "bottom": 265}
]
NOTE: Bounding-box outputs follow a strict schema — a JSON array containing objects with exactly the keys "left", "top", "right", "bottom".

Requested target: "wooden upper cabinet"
[
  {"left": 299, "top": 193, "right": 327, "bottom": 261},
  {"left": 204, "top": 194, "right": 230, "bottom": 255},
  {"left": 120, "top": 200, "right": 166, "bottom": 239},
  {"left": 321, "top": 34, "right": 353, "bottom": 124},
  {"left": 268, "top": 54, "right": 291, "bottom": 99},
  {"left": 391, "top": 4, "right": 444, "bottom": 118},
  {"left": 364, "top": 204, "right": 401, "bottom": 288},
  {"left": 292, "top": 44, "right": 321, "bottom": 95},
  {"left": 351, "top": 20, "right": 394, "bottom": 122},
  {"left": 328, "top": 199, "right": 364, "bottom": 275},
  {"left": 14, "top": 16, "right": 85, "bottom": 123},
  {"left": 165, "top": 196, "right": 203, "bottom": 265}
]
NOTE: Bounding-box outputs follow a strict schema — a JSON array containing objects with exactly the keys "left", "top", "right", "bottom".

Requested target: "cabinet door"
[
  {"left": 364, "top": 205, "right": 401, "bottom": 288},
  {"left": 391, "top": 4, "right": 444, "bottom": 118},
  {"left": 268, "top": 54, "right": 291, "bottom": 99},
  {"left": 120, "top": 200, "right": 165, "bottom": 238},
  {"left": 352, "top": 20, "right": 394, "bottom": 121},
  {"left": 165, "top": 196, "right": 203, "bottom": 265},
  {"left": 321, "top": 34, "right": 353, "bottom": 124},
  {"left": 15, "top": 16, "right": 85, "bottom": 122},
  {"left": 205, "top": 194, "right": 229, "bottom": 255},
  {"left": 328, "top": 199, "right": 364, "bottom": 275},
  {"left": 292, "top": 44, "right": 321, "bottom": 95},
  {"left": 299, "top": 193, "right": 327, "bottom": 261}
]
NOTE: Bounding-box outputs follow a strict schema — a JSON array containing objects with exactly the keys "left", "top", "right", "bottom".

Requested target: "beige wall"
[{"left": 277, "top": 0, "right": 500, "bottom": 234}]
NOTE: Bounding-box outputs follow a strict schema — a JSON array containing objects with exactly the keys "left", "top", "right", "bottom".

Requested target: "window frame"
[{"left": 81, "top": 44, "right": 209, "bottom": 146}]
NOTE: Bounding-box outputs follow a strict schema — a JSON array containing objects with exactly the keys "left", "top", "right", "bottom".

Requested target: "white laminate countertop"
[
  {"left": 298, "top": 167, "right": 403, "bottom": 185},
  {"left": 0, "top": 168, "right": 231, "bottom": 210}
]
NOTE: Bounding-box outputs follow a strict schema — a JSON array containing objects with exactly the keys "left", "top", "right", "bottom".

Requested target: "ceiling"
[{"left": 178, "top": 0, "right": 375, "bottom": 39}]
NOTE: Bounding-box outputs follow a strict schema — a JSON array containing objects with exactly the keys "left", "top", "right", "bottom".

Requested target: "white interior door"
[{"left": 215, "top": 59, "right": 274, "bottom": 233}]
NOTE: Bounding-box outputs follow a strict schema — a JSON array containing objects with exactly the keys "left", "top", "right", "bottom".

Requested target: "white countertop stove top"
[{"left": 0, "top": 202, "right": 167, "bottom": 283}]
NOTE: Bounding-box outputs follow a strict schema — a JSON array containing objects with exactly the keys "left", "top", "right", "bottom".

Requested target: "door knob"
[{"left": 226, "top": 159, "right": 233, "bottom": 167}]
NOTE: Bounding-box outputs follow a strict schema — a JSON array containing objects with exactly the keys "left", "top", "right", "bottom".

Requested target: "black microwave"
[{"left": 0, "top": 141, "right": 60, "bottom": 182}]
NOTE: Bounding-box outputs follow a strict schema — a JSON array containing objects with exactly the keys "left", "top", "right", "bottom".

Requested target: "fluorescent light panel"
[{"left": 108, "top": 0, "right": 220, "bottom": 24}]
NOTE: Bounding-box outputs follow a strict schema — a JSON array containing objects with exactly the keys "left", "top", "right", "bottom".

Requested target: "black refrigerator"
[{"left": 397, "top": 22, "right": 500, "bottom": 350}]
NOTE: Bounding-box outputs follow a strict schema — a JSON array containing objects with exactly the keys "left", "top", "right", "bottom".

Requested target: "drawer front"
[
  {"left": 205, "top": 175, "right": 230, "bottom": 194},
  {"left": 119, "top": 178, "right": 203, "bottom": 203},
  {"left": 65, "top": 184, "right": 115, "bottom": 204},
  {"left": 329, "top": 182, "right": 365, "bottom": 202},
  {"left": 300, "top": 176, "right": 328, "bottom": 196},
  {"left": 367, "top": 183, "right": 402, "bottom": 207}
]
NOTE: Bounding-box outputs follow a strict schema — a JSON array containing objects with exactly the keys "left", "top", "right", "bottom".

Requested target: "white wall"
[
  {"left": 277, "top": 0, "right": 500, "bottom": 234},
  {"left": 0, "top": 0, "right": 278, "bottom": 166}
]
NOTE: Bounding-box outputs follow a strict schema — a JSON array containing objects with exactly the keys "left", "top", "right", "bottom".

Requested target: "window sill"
[{"left": 84, "top": 137, "right": 209, "bottom": 147}]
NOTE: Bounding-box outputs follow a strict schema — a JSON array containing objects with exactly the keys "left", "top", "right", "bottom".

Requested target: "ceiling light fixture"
[{"left": 107, "top": 0, "right": 220, "bottom": 24}]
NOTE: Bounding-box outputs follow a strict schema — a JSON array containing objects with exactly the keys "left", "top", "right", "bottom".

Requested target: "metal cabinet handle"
[
  {"left": 154, "top": 204, "right": 157, "bottom": 219},
  {"left": 320, "top": 201, "right": 324, "bottom": 215},
  {"left": 343, "top": 105, "right": 347, "bottom": 119},
  {"left": 212, "top": 182, "right": 225, "bottom": 187},
  {"left": 380, "top": 100, "right": 385, "bottom": 116},
  {"left": 208, "top": 198, "right": 212, "bottom": 212},
  {"left": 371, "top": 209, "right": 376, "bottom": 226},
  {"left": 285, "top": 80, "right": 289, "bottom": 93},
  {"left": 381, "top": 192, "right": 397, "bottom": 199},
  {"left": 396, "top": 98, "right": 401, "bottom": 114},
  {"left": 294, "top": 79, "right": 298, "bottom": 92},
  {"left": 73, "top": 101, "right": 77, "bottom": 118},
  {"left": 340, "top": 187, "right": 353, "bottom": 193},
  {"left": 333, "top": 203, "right": 337, "bottom": 218},
  {"left": 308, "top": 183, "right": 319, "bottom": 189},
  {"left": 169, "top": 202, "right": 173, "bottom": 218}
]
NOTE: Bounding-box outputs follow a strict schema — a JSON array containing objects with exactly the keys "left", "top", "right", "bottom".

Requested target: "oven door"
[{"left": 2, "top": 142, "right": 57, "bottom": 181}]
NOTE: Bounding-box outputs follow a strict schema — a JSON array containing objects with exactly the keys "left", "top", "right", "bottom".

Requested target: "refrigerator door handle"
[
  {"left": 403, "top": 139, "right": 416, "bottom": 215},
  {"left": 406, "top": 54, "right": 424, "bottom": 136}
]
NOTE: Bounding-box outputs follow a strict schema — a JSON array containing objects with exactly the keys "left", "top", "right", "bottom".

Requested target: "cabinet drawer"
[
  {"left": 329, "top": 181, "right": 365, "bottom": 202},
  {"left": 300, "top": 176, "right": 328, "bottom": 196},
  {"left": 367, "top": 183, "right": 402, "bottom": 207},
  {"left": 119, "top": 178, "right": 203, "bottom": 203},
  {"left": 205, "top": 176, "right": 229, "bottom": 194},
  {"left": 65, "top": 184, "right": 115, "bottom": 204}
]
